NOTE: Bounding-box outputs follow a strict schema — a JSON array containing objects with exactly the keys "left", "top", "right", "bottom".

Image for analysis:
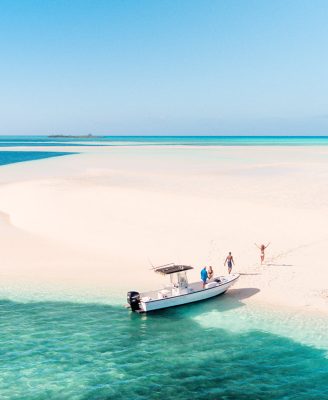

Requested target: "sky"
[{"left": 0, "top": 0, "right": 327, "bottom": 135}]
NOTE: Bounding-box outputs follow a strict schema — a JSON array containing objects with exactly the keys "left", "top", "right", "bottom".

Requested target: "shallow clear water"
[{"left": 1, "top": 296, "right": 328, "bottom": 400}]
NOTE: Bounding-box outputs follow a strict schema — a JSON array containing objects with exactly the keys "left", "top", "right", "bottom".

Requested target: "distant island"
[{"left": 48, "top": 134, "right": 102, "bottom": 138}]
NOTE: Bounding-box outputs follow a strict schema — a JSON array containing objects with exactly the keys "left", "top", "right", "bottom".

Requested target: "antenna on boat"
[{"left": 147, "top": 257, "right": 155, "bottom": 269}]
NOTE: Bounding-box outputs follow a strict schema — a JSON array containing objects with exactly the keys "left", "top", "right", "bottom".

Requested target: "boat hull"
[{"left": 140, "top": 273, "right": 239, "bottom": 312}]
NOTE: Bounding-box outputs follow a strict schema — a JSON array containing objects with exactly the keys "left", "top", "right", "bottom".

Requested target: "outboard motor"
[{"left": 127, "top": 291, "right": 141, "bottom": 312}]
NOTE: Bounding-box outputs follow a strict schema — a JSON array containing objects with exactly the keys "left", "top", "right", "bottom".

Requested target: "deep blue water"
[
  {"left": 0, "top": 151, "right": 76, "bottom": 166},
  {"left": 0, "top": 298, "right": 327, "bottom": 400}
]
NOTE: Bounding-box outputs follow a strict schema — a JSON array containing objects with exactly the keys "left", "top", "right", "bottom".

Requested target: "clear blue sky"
[{"left": 0, "top": 0, "right": 327, "bottom": 135}]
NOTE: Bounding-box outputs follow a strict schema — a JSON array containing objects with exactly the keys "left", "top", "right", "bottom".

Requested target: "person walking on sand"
[
  {"left": 255, "top": 242, "right": 270, "bottom": 264},
  {"left": 224, "top": 252, "right": 234, "bottom": 274},
  {"left": 201, "top": 266, "right": 208, "bottom": 289}
]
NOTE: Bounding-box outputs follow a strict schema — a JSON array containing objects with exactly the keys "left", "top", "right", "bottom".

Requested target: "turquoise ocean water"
[
  {"left": 1, "top": 297, "right": 328, "bottom": 400},
  {"left": 1, "top": 135, "right": 328, "bottom": 148},
  {"left": 1, "top": 136, "right": 328, "bottom": 399}
]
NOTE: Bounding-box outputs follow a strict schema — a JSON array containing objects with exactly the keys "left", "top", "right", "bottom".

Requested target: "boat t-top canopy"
[{"left": 154, "top": 263, "right": 193, "bottom": 275}]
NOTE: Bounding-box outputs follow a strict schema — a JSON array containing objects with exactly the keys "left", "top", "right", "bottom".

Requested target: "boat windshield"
[{"left": 170, "top": 271, "right": 188, "bottom": 288}]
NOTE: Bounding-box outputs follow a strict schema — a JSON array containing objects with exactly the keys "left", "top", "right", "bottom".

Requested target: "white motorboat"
[{"left": 127, "top": 263, "right": 239, "bottom": 313}]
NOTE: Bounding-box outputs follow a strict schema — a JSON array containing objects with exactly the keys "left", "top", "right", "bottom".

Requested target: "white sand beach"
[{"left": 0, "top": 145, "right": 328, "bottom": 313}]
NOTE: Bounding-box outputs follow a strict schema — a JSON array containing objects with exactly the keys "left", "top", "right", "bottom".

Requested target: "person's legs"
[{"left": 228, "top": 261, "right": 232, "bottom": 274}]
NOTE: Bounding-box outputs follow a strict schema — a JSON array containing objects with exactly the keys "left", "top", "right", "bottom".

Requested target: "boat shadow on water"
[{"left": 135, "top": 287, "right": 260, "bottom": 320}]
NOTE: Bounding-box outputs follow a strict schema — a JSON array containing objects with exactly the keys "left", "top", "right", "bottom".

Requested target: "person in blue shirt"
[{"left": 201, "top": 266, "right": 208, "bottom": 289}]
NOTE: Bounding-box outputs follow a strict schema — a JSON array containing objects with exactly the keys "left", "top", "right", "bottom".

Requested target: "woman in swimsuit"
[
  {"left": 207, "top": 266, "right": 214, "bottom": 280},
  {"left": 255, "top": 242, "right": 270, "bottom": 264}
]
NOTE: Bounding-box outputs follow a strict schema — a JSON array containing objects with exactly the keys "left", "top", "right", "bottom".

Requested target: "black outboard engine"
[{"left": 127, "top": 291, "right": 141, "bottom": 312}]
